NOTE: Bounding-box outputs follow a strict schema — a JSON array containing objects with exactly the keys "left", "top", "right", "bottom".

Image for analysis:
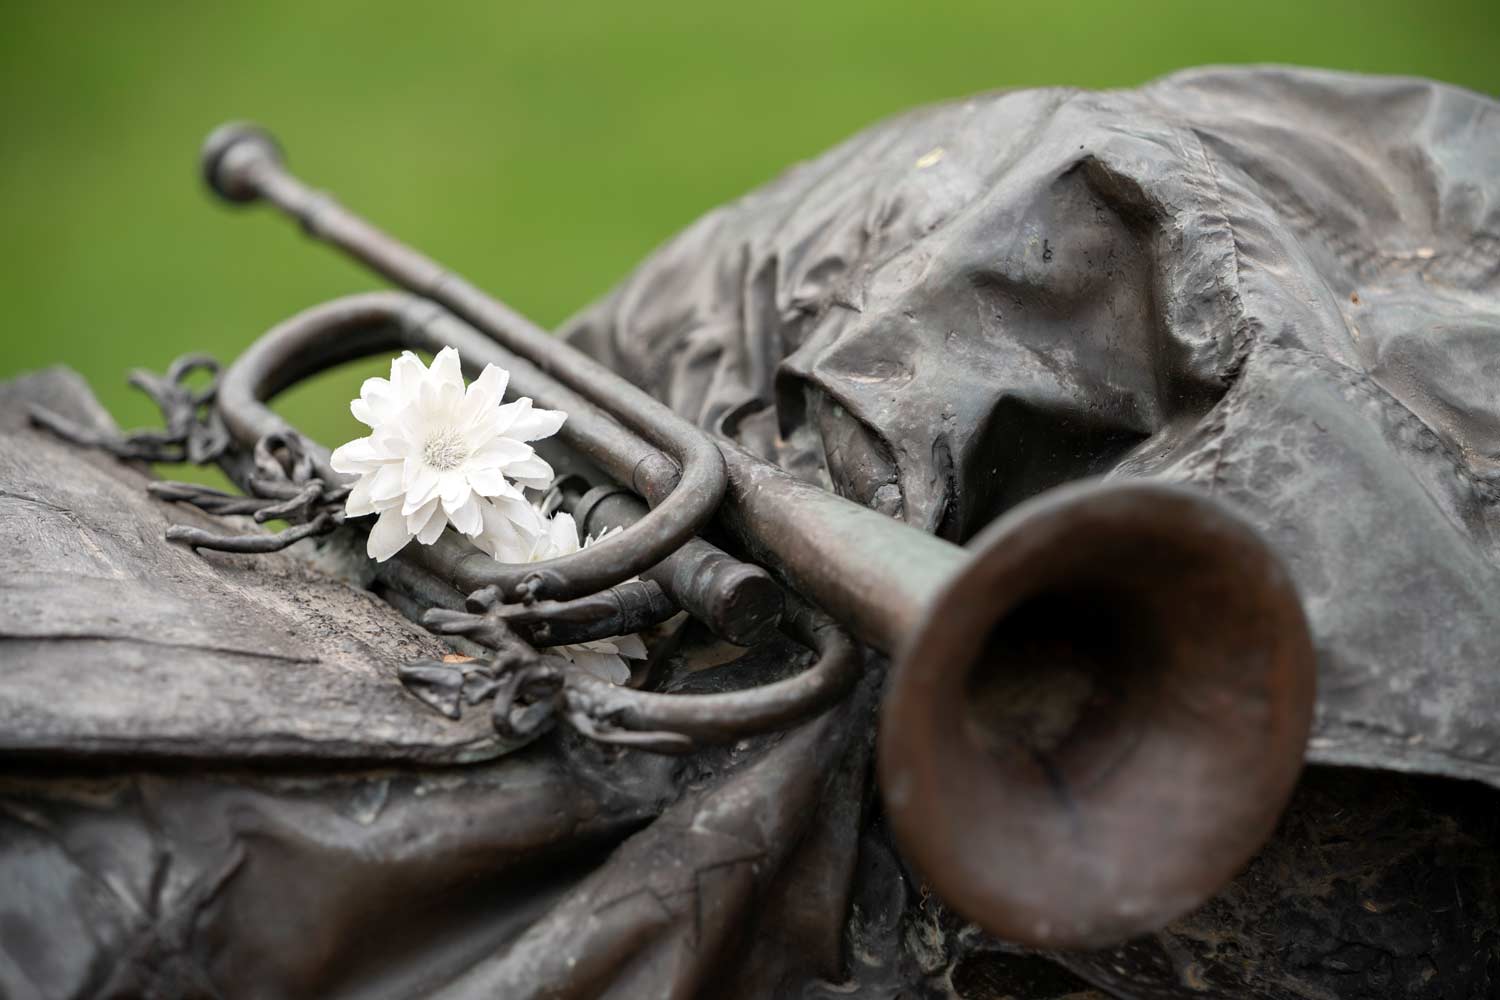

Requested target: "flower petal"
[
  {"left": 510, "top": 403, "right": 567, "bottom": 442},
  {"left": 494, "top": 397, "right": 567, "bottom": 442},
  {"left": 545, "top": 512, "right": 581, "bottom": 556},
  {"left": 449, "top": 494, "right": 484, "bottom": 537},
  {"left": 611, "top": 633, "right": 649, "bottom": 660},
  {"left": 584, "top": 524, "right": 623, "bottom": 548},
  {"left": 388, "top": 351, "right": 426, "bottom": 397},
  {"left": 366, "top": 506, "right": 413, "bottom": 562},
  {"left": 565, "top": 647, "right": 631, "bottom": 684},
  {"left": 369, "top": 425, "right": 410, "bottom": 460},
  {"left": 465, "top": 465, "right": 525, "bottom": 500},
  {"left": 395, "top": 402, "right": 430, "bottom": 447},
  {"left": 491, "top": 398, "right": 524, "bottom": 437},
  {"left": 415, "top": 505, "right": 449, "bottom": 545},
  {"left": 329, "top": 436, "right": 383, "bottom": 474},
  {"left": 357, "top": 374, "right": 392, "bottom": 399},
  {"left": 406, "top": 496, "right": 441, "bottom": 537},
  {"left": 502, "top": 454, "right": 555, "bottom": 490},
  {"left": 467, "top": 435, "right": 532, "bottom": 467},
  {"left": 368, "top": 462, "right": 406, "bottom": 503},
  {"left": 402, "top": 464, "right": 443, "bottom": 515},
  {"left": 344, "top": 474, "right": 379, "bottom": 518},
  {"left": 435, "top": 375, "right": 463, "bottom": 412},
  {"left": 439, "top": 473, "right": 472, "bottom": 514},
  {"left": 475, "top": 502, "right": 534, "bottom": 560},
  {"left": 459, "top": 364, "right": 509, "bottom": 427},
  {"left": 502, "top": 495, "right": 548, "bottom": 536},
  {"left": 429, "top": 346, "right": 464, "bottom": 390},
  {"left": 351, "top": 377, "right": 400, "bottom": 427},
  {"left": 416, "top": 372, "right": 461, "bottom": 417}
]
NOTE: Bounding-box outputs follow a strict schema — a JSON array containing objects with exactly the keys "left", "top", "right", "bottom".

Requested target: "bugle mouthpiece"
[{"left": 200, "top": 122, "right": 283, "bottom": 204}]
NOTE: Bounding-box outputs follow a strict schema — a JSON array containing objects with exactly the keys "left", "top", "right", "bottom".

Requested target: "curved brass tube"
[{"left": 561, "top": 601, "right": 861, "bottom": 744}]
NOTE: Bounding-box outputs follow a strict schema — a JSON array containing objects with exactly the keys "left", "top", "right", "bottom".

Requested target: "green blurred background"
[{"left": 2, "top": 1, "right": 1496, "bottom": 458}]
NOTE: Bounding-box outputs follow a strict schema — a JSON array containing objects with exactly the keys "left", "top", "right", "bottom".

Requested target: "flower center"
[{"left": 422, "top": 428, "right": 469, "bottom": 471}]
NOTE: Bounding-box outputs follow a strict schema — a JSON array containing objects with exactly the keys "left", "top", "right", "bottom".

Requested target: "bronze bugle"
[{"left": 202, "top": 122, "right": 1317, "bottom": 950}]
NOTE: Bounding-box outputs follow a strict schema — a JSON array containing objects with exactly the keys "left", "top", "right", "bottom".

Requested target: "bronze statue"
[{"left": 2, "top": 66, "right": 1497, "bottom": 998}]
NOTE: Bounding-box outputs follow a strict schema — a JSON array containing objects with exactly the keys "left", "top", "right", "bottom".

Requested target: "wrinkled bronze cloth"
[
  {"left": 3, "top": 67, "right": 1499, "bottom": 998},
  {"left": 565, "top": 66, "right": 1500, "bottom": 791}
]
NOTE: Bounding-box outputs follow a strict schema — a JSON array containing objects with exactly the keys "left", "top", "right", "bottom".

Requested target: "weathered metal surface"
[
  {"left": 574, "top": 484, "right": 786, "bottom": 647},
  {"left": 0, "top": 742, "right": 679, "bottom": 998},
  {"left": 434, "top": 577, "right": 679, "bottom": 648},
  {"left": 0, "top": 368, "right": 500, "bottom": 763},
  {"left": 1054, "top": 768, "right": 1500, "bottom": 999},
  {"left": 837, "top": 768, "right": 1499, "bottom": 999}
]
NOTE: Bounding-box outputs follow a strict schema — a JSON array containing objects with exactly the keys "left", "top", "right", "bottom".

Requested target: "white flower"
[
  {"left": 482, "top": 510, "right": 648, "bottom": 684},
  {"left": 329, "top": 347, "right": 566, "bottom": 562}
]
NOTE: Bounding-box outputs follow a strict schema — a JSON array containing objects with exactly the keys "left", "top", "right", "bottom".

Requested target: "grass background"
[{"left": 2, "top": 1, "right": 1495, "bottom": 456}]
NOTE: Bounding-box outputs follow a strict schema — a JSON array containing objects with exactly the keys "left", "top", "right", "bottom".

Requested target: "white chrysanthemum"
[
  {"left": 329, "top": 347, "right": 566, "bottom": 562},
  {"left": 482, "top": 510, "right": 648, "bottom": 684}
]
